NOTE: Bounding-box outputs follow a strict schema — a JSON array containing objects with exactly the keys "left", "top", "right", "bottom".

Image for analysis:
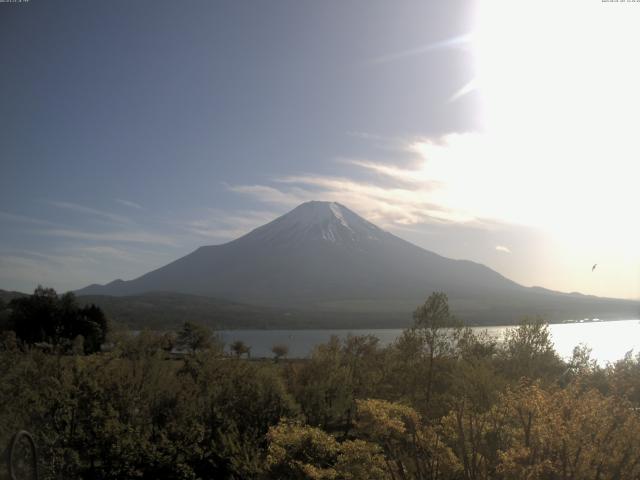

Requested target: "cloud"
[
  {"left": 39, "top": 228, "right": 178, "bottom": 246},
  {"left": 0, "top": 211, "right": 59, "bottom": 227},
  {"left": 343, "top": 158, "right": 443, "bottom": 188},
  {"left": 225, "top": 134, "right": 503, "bottom": 228},
  {"left": 367, "top": 33, "right": 472, "bottom": 65},
  {"left": 47, "top": 200, "right": 131, "bottom": 224},
  {"left": 226, "top": 184, "right": 310, "bottom": 206},
  {"left": 0, "top": 250, "right": 98, "bottom": 267},
  {"left": 449, "top": 78, "right": 478, "bottom": 102},
  {"left": 495, "top": 245, "right": 511, "bottom": 254},
  {"left": 0, "top": 247, "right": 162, "bottom": 293},
  {"left": 115, "top": 198, "right": 144, "bottom": 210},
  {"left": 0, "top": 251, "right": 103, "bottom": 293},
  {"left": 229, "top": 171, "right": 474, "bottom": 230},
  {"left": 78, "top": 246, "right": 140, "bottom": 262},
  {"left": 180, "top": 209, "right": 279, "bottom": 242}
]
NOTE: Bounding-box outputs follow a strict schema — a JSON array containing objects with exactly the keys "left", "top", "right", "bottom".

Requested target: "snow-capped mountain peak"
[{"left": 239, "top": 201, "right": 384, "bottom": 246}]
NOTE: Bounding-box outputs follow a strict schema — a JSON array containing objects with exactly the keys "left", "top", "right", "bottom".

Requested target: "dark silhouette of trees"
[
  {"left": 5, "top": 286, "right": 108, "bottom": 354},
  {"left": 230, "top": 339, "right": 251, "bottom": 358}
]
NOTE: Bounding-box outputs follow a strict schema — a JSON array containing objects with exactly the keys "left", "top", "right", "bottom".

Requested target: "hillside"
[{"left": 75, "top": 291, "right": 407, "bottom": 330}]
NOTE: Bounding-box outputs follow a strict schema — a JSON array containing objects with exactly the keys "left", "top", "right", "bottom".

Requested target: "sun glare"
[{"left": 407, "top": 1, "right": 640, "bottom": 298}]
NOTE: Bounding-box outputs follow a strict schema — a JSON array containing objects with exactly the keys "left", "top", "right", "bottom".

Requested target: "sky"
[{"left": 1, "top": 0, "right": 639, "bottom": 300}]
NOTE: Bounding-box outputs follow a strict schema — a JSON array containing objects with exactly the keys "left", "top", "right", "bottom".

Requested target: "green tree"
[
  {"left": 412, "top": 292, "right": 461, "bottom": 408},
  {"left": 267, "top": 420, "right": 340, "bottom": 479},
  {"left": 355, "top": 398, "right": 460, "bottom": 479},
  {"left": 176, "top": 320, "right": 214, "bottom": 354},
  {"left": 288, "top": 336, "right": 353, "bottom": 430},
  {"left": 499, "top": 317, "right": 562, "bottom": 381}
]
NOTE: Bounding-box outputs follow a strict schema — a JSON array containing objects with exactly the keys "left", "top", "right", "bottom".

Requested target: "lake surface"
[{"left": 220, "top": 319, "right": 640, "bottom": 364}]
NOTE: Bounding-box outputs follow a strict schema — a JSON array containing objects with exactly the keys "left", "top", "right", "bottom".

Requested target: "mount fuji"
[{"left": 76, "top": 201, "right": 639, "bottom": 325}]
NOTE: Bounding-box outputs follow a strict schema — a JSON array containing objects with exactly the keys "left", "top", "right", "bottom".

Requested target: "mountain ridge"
[{"left": 76, "top": 201, "right": 639, "bottom": 325}]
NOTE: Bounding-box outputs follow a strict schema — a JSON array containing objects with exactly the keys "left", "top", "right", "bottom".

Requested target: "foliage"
[
  {"left": 266, "top": 420, "right": 340, "bottom": 479},
  {"left": 498, "top": 316, "right": 563, "bottom": 381},
  {"left": 230, "top": 340, "right": 251, "bottom": 358},
  {"left": 4, "top": 286, "right": 108, "bottom": 354},
  {"left": 176, "top": 321, "right": 217, "bottom": 353},
  {"left": 266, "top": 420, "right": 388, "bottom": 480},
  {"left": 272, "top": 344, "right": 289, "bottom": 361},
  {"left": 412, "top": 292, "right": 462, "bottom": 409},
  {"left": 1, "top": 291, "right": 640, "bottom": 479},
  {"left": 355, "top": 399, "right": 460, "bottom": 479}
]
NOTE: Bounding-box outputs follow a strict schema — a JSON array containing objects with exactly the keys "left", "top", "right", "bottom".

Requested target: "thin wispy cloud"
[
  {"left": 495, "top": 245, "right": 511, "bottom": 254},
  {"left": 79, "top": 246, "right": 139, "bottom": 262},
  {"left": 0, "top": 247, "right": 165, "bottom": 292},
  {"left": 366, "top": 33, "right": 477, "bottom": 102},
  {"left": 181, "top": 209, "right": 279, "bottom": 241},
  {"left": 343, "top": 158, "right": 442, "bottom": 188},
  {"left": 368, "top": 33, "right": 472, "bottom": 65},
  {"left": 0, "top": 250, "right": 104, "bottom": 293},
  {"left": 39, "top": 228, "right": 178, "bottom": 246},
  {"left": 47, "top": 200, "right": 131, "bottom": 225},
  {"left": 226, "top": 184, "right": 309, "bottom": 206},
  {"left": 0, "top": 211, "right": 59, "bottom": 227},
  {"left": 0, "top": 249, "right": 98, "bottom": 266},
  {"left": 449, "top": 78, "right": 478, "bottom": 102},
  {"left": 115, "top": 198, "right": 144, "bottom": 210}
]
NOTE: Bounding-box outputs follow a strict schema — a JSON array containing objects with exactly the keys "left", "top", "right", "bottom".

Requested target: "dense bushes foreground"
[{"left": 1, "top": 292, "right": 640, "bottom": 479}]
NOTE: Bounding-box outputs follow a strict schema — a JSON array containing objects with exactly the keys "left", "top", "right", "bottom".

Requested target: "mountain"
[
  {"left": 0, "top": 289, "right": 28, "bottom": 304},
  {"left": 75, "top": 292, "right": 302, "bottom": 330},
  {"left": 77, "top": 201, "right": 639, "bottom": 326}
]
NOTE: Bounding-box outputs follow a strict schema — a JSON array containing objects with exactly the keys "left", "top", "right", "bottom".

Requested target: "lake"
[{"left": 220, "top": 319, "right": 640, "bottom": 364}]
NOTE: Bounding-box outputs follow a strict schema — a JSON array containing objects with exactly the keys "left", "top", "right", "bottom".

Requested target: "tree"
[
  {"left": 176, "top": 321, "right": 213, "bottom": 353},
  {"left": 288, "top": 336, "right": 353, "bottom": 429},
  {"left": 267, "top": 420, "right": 340, "bottom": 479},
  {"left": 0, "top": 330, "right": 17, "bottom": 352},
  {"left": 266, "top": 420, "right": 389, "bottom": 480},
  {"left": 500, "top": 316, "right": 562, "bottom": 381},
  {"left": 355, "top": 398, "right": 460, "bottom": 479},
  {"left": 0, "top": 298, "right": 10, "bottom": 332},
  {"left": 230, "top": 339, "right": 251, "bottom": 358},
  {"left": 607, "top": 351, "right": 640, "bottom": 406},
  {"left": 412, "top": 292, "right": 461, "bottom": 407},
  {"left": 272, "top": 343, "right": 289, "bottom": 362},
  {"left": 7, "top": 287, "right": 107, "bottom": 353},
  {"left": 75, "top": 303, "right": 108, "bottom": 353},
  {"left": 182, "top": 354, "right": 299, "bottom": 478},
  {"left": 495, "top": 381, "right": 640, "bottom": 479}
]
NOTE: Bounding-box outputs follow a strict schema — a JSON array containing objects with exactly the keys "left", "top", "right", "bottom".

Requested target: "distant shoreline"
[{"left": 127, "top": 317, "right": 639, "bottom": 333}]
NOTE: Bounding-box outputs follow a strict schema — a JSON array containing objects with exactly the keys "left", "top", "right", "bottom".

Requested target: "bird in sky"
[{"left": 592, "top": 264, "right": 597, "bottom": 272}]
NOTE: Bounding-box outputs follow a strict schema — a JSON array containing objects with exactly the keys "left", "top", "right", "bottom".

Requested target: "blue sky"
[{"left": 1, "top": 0, "right": 639, "bottom": 300}]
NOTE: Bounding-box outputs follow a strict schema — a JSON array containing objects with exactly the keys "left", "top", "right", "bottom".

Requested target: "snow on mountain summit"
[
  {"left": 238, "top": 201, "right": 385, "bottom": 247},
  {"left": 329, "top": 202, "right": 353, "bottom": 232}
]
